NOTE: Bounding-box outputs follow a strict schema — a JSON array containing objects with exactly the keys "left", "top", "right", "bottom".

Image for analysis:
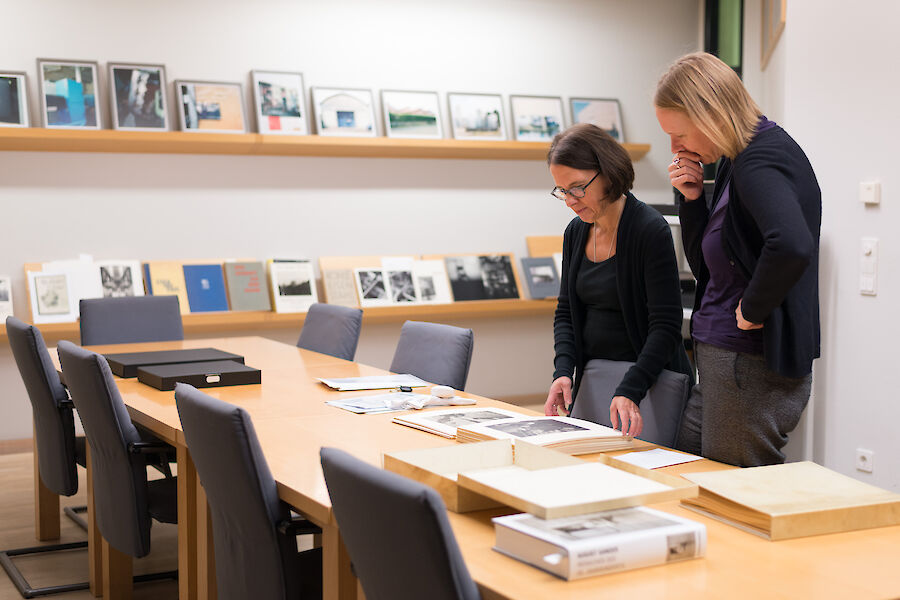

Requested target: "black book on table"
[
  {"left": 136, "top": 360, "right": 262, "bottom": 391},
  {"left": 104, "top": 348, "right": 245, "bottom": 378}
]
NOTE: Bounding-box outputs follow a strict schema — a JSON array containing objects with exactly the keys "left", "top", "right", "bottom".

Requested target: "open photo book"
[
  {"left": 393, "top": 406, "right": 526, "bottom": 439},
  {"left": 456, "top": 415, "right": 635, "bottom": 454}
]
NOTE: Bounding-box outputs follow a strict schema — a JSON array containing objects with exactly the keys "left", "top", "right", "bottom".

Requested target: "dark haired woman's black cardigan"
[{"left": 552, "top": 193, "right": 694, "bottom": 402}]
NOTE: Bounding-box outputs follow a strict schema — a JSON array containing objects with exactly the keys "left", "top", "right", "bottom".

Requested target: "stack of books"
[{"left": 456, "top": 415, "right": 635, "bottom": 455}]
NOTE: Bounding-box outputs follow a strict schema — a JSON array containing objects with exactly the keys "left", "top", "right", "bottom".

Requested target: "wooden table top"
[{"left": 57, "top": 336, "right": 900, "bottom": 600}]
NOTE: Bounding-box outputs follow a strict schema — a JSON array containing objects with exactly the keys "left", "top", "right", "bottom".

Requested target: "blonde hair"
[{"left": 655, "top": 52, "right": 762, "bottom": 159}]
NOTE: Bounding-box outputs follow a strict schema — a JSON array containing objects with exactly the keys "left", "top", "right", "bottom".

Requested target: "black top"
[
  {"left": 576, "top": 255, "right": 636, "bottom": 363},
  {"left": 553, "top": 193, "right": 694, "bottom": 403},
  {"left": 679, "top": 123, "right": 821, "bottom": 377}
]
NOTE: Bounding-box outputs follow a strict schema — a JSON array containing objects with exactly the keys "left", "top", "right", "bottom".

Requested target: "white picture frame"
[
  {"left": 252, "top": 70, "right": 308, "bottom": 135},
  {"left": 411, "top": 259, "right": 453, "bottom": 304},
  {"left": 95, "top": 259, "right": 145, "bottom": 297},
  {"left": 354, "top": 268, "right": 393, "bottom": 307},
  {"left": 27, "top": 270, "right": 78, "bottom": 323},
  {"left": 381, "top": 90, "right": 443, "bottom": 139},
  {"left": 108, "top": 62, "right": 169, "bottom": 131},
  {"left": 175, "top": 79, "right": 247, "bottom": 133},
  {"left": 510, "top": 95, "right": 565, "bottom": 142},
  {"left": 0, "top": 275, "right": 13, "bottom": 320},
  {"left": 312, "top": 87, "right": 377, "bottom": 137},
  {"left": 0, "top": 71, "right": 30, "bottom": 128},
  {"left": 570, "top": 97, "right": 624, "bottom": 143},
  {"left": 37, "top": 59, "right": 102, "bottom": 129},
  {"left": 447, "top": 92, "right": 507, "bottom": 141},
  {"left": 268, "top": 259, "right": 318, "bottom": 313}
]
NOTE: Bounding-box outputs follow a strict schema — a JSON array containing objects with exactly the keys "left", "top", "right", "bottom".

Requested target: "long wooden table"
[{"left": 42, "top": 336, "right": 900, "bottom": 599}]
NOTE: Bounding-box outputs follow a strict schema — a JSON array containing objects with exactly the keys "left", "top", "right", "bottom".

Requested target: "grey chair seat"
[{"left": 390, "top": 321, "right": 474, "bottom": 391}]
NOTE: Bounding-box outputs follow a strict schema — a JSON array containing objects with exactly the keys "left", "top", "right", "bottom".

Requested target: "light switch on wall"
[
  {"left": 860, "top": 237, "right": 878, "bottom": 296},
  {"left": 860, "top": 181, "right": 881, "bottom": 205}
]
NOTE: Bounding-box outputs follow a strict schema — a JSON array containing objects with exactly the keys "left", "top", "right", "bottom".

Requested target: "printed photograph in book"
[
  {"left": 252, "top": 70, "right": 307, "bottom": 134},
  {"left": 109, "top": 63, "right": 168, "bottom": 130},
  {"left": 98, "top": 264, "right": 140, "bottom": 297},
  {"left": 521, "top": 256, "right": 559, "bottom": 299},
  {"left": 448, "top": 92, "right": 506, "bottom": 140},
  {"left": 425, "top": 410, "right": 519, "bottom": 429},
  {"left": 176, "top": 80, "right": 246, "bottom": 133},
  {"left": 269, "top": 259, "right": 317, "bottom": 313},
  {"left": 381, "top": 90, "right": 442, "bottom": 139},
  {"left": 312, "top": 87, "right": 377, "bottom": 137},
  {"left": 34, "top": 273, "right": 70, "bottom": 315},
  {"left": 0, "top": 276, "right": 13, "bottom": 319},
  {"left": 0, "top": 72, "right": 29, "bottom": 127},
  {"left": 38, "top": 59, "right": 101, "bottom": 129},
  {"left": 488, "top": 418, "right": 589, "bottom": 438},
  {"left": 445, "top": 255, "right": 519, "bottom": 301},
  {"left": 411, "top": 259, "right": 453, "bottom": 304},
  {"left": 388, "top": 270, "right": 417, "bottom": 303},
  {"left": 510, "top": 95, "right": 564, "bottom": 141}
]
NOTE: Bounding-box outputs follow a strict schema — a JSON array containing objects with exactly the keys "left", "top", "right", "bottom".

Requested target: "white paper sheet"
[{"left": 614, "top": 448, "right": 703, "bottom": 470}]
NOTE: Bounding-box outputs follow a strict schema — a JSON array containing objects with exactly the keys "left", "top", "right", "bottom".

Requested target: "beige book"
[
  {"left": 681, "top": 461, "right": 900, "bottom": 540},
  {"left": 143, "top": 261, "right": 189, "bottom": 314}
]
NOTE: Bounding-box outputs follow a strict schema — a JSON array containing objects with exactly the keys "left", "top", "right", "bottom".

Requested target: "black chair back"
[
  {"left": 175, "top": 383, "right": 311, "bottom": 600},
  {"left": 320, "top": 447, "right": 480, "bottom": 600},
  {"left": 57, "top": 341, "right": 152, "bottom": 557},
  {"left": 389, "top": 321, "right": 474, "bottom": 391},
  {"left": 296, "top": 303, "right": 363, "bottom": 361},
  {"left": 79, "top": 295, "right": 184, "bottom": 345},
  {"left": 6, "top": 316, "right": 79, "bottom": 496}
]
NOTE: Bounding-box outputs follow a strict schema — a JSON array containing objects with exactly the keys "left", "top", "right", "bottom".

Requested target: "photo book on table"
[
  {"left": 493, "top": 506, "right": 705, "bottom": 580},
  {"left": 393, "top": 406, "right": 526, "bottom": 439},
  {"left": 456, "top": 415, "right": 635, "bottom": 454}
]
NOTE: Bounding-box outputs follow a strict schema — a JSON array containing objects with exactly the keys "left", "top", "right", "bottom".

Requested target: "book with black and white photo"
[
  {"left": 95, "top": 259, "right": 145, "bottom": 297},
  {"left": 353, "top": 268, "right": 392, "bottom": 307},
  {"left": 268, "top": 258, "right": 317, "bottom": 313},
  {"left": 393, "top": 406, "right": 527, "bottom": 439},
  {"left": 520, "top": 256, "right": 559, "bottom": 299},
  {"left": 0, "top": 275, "right": 13, "bottom": 320},
  {"left": 317, "top": 374, "right": 428, "bottom": 391},
  {"left": 456, "top": 415, "right": 635, "bottom": 454},
  {"left": 493, "top": 506, "right": 706, "bottom": 580},
  {"left": 444, "top": 254, "right": 520, "bottom": 301},
  {"left": 411, "top": 259, "right": 453, "bottom": 304}
]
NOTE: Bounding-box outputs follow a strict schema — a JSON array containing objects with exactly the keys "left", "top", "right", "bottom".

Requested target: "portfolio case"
[
  {"left": 136, "top": 360, "right": 261, "bottom": 391},
  {"left": 104, "top": 348, "right": 245, "bottom": 378}
]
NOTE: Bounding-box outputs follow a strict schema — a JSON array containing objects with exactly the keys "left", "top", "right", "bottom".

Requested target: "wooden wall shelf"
[
  {"left": 0, "top": 299, "right": 557, "bottom": 343},
  {"left": 0, "top": 128, "right": 651, "bottom": 162}
]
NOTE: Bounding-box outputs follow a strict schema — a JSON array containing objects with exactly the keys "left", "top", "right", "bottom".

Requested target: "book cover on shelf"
[
  {"left": 268, "top": 259, "right": 318, "bottom": 313},
  {"left": 520, "top": 256, "right": 559, "bottom": 299},
  {"left": 95, "top": 259, "right": 144, "bottom": 297},
  {"left": 353, "top": 267, "right": 393, "bottom": 308},
  {"left": 322, "top": 269, "right": 359, "bottom": 308},
  {"left": 224, "top": 261, "right": 271, "bottom": 311},
  {"left": 443, "top": 254, "right": 520, "bottom": 301},
  {"left": 143, "top": 261, "right": 189, "bottom": 313},
  {"left": 411, "top": 259, "right": 453, "bottom": 304},
  {"left": 0, "top": 275, "right": 14, "bottom": 320},
  {"left": 183, "top": 264, "right": 229, "bottom": 312},
  {"left": 492, "top": 506, "right": 706, "bottom": 580},
  {"left": 26, "top": 269, "right": 78, "bottom": 324}
]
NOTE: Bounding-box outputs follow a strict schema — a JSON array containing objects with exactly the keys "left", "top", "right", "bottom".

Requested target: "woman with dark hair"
[
  {"left": 545, "top": 123, "right": 693, "bottom": 437},
  {"left": 655, "top": 52, "right": 821, "bottom": 466}
]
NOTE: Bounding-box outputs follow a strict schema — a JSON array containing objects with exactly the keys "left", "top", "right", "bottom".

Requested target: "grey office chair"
[
  {"left": 296, "top": 303, "right": 363, "bottom": 361},
  {"left": 175, "top": 384, "right": 322, "bottom": 600},
  {"left": 1, "top": 317, "right": 89, "bottom": 598},
  {"left": 320, "top": 447, "right": 480, "bottom": 600},
  {"left": 57, "top": 341, "right": 177, "bottom": 589},
  {"left": 79, "top": 295, "right": 184, "bottom": 346},
  {"left": 570, "top": 359, "right": 692, "bottom": 447},
  {"left": 389, "top": 321, "right": 474, "bottom": 391}
]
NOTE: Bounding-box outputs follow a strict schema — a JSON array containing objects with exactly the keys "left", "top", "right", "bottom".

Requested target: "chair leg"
[
  {"left": 63, "top": 506, "right": 88, "bottom": 532},
  {"left": 102, "top": 538, "right": 132, "bottom": 600},
  {"left": 33, "top": 434, "right": 60, "bottom": 542},
  {"left": 0, "top": 542, "right": 90, "bottom": 599}
]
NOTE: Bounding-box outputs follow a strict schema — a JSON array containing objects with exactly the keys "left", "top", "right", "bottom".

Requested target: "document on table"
[
  {"left": 614, "top": 448, "right": 703, "bottom": 470},
  {"left": 317, "top": 374, "right": 428, "bottom": 391},
  {"left": 325, "top": 393, "right": 428, "bottom": 414}
]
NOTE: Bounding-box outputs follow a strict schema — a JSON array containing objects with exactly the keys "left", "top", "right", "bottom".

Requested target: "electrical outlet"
[{"left": 856, "top": 448, "right": 874, "bottom": 473}]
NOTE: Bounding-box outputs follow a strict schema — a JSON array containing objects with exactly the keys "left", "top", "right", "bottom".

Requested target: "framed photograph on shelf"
[
  {"left": 0, "top": 275, "right": 13, "bottom": 320},
  {"left": 175, "top": 80, "right": 247, "bottom": 133},
  {"left": 267, "top": 259, "right": 318, "bottom": 313},
  {"left": 37, "top": 59, "right": 101, "bottom": 129},
  {"left": 447, "top": 92, "right": 507, "bottom": 141},
  {"left": 311, "top": 87, "right": 377, "bottom": 137},
  {"left": 510, "top": 95, "right": 564, "bottom": 142},
  {"left": 570, "top": 97, "right": 624, "bottom": 142},
  {"left": 108, "top": 62, "right": 168, "bottom": 130},
  {"left": 441, "top": 254, "right": 520, "bottom": 301},
  {"left": 26, "top": 270, "right": 78, "bottom": 324},
  {"left": 354, "top": 268, "right": 392, "bottom": 307},
  {"left": 520, "top": 257, "right": 559, "bottom": 299},
  {"left": 381, "top": 90, "right": 443, "bottom": 139},
  {"left": 0, "top": 71, "right": 29, "bottom": 127},
  {"left": 252, "top": 70, "right": 308, "bottom": 135}
]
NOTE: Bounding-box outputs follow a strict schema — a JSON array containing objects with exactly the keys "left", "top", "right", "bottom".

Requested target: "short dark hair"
[{"left": 547, "top": 124, "right": 634, "bottom": 200}]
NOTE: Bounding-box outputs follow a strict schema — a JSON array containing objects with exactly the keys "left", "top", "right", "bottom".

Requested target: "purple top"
[{"left": 692, "top": 117, "right": 776, "bottom": 355}]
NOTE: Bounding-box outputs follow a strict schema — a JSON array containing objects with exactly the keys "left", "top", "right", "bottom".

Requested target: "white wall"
[
  {"left": 0, "top": 0, "right": 700, "bottom": 441},
  {"left": 742, "top": 0, "right": 900, "bottom": 490}
]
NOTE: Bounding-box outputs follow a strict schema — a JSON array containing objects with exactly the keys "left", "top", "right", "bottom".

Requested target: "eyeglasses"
[{"left": 550, "top": 171, "right": 602, "bottom": 201}]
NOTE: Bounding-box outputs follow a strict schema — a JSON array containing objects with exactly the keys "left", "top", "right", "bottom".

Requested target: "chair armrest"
[
  {"left": 277, "top": 516, "right": 322, "bottom": 536},
  {"left": 127, "top": 441, "right": 172, "bottom": 455},
  {"left": 58, "top": 398, "right": 75, "bottom": 410}
]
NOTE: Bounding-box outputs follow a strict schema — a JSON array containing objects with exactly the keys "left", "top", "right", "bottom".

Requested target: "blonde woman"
[{"left": 655, "top": 52, "right": 821, "bottom": 466}]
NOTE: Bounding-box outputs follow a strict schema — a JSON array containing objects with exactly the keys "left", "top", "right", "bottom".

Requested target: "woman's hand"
[
  {"left": 609, "top": 396, "right": 643, "bottom": 437},
  {"left": 545, "top": 377, "right": 573, "bottom": 416},
  {"left": 736, "top": 299, "right": 764, "bottom": 330},
  {"left": 668, "top": 151, "right": 705, "bottom": 201}
]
